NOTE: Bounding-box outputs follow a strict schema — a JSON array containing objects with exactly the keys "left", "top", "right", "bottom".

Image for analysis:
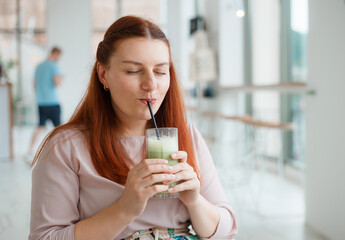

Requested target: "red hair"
[{"left": 32, "top": 16, "right": 199, "bottom": 185}]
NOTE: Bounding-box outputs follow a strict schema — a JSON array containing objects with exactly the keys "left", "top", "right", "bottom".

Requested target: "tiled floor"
[
  {"left": 220, "top": 171, "right": 324, "bottom": 240},
  {"left": 0, "top": 158, "right": 31, "bottom": 239},
  {"left": 0, "top": 126, "right": 326, "bottom": 240}
]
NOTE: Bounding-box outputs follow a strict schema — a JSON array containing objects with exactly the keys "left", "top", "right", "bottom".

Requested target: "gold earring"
[{"left": 104, "top": 85, "right": 109, "bottom": 91}]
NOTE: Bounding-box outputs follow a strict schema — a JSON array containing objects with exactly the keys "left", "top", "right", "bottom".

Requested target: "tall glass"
[{"left": 146, "top": 128, "right": 179, "bottom": 199}]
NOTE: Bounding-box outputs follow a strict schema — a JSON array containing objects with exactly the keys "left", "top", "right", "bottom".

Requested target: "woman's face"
[{"left": 100, "top": 37, "right": 170, "bottom": 127}]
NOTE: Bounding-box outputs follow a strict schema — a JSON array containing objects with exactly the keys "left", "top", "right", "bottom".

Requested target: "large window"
[
  {"left": 288, "top": 0, "right": 308, "bottom": 165},
  {"left": 91, "top": 0, "right": 162, "bottom": 56},
  {"left": 91, "top": 0, "right": 118, "bottom": 55},
  {"left": 0, "top": 0, "right": 47, "bottom": 125},
  {"left": 291, "top": 0, "right": 308, "bottom": 83},
  {"left": 247, "top": 0, "right": 308, "bottom": 166}
]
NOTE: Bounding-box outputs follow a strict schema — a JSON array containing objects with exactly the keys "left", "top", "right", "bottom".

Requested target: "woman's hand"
[
  {"left": 166, "top": 152, "right": 220, "bottom": 238},
  {"left": 167, "top": 151, "right": 201, "bottom": 207},
  {"left": 117, "top": 158, "right": 175, "bottom": 218}
]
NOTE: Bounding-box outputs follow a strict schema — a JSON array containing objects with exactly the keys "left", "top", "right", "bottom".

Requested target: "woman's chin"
[
  {"left": 137, "top": 110, "right": 158, "bottom": 122},
  {"left": 139, "top": 113, "right": 153, "bottom": 121}
]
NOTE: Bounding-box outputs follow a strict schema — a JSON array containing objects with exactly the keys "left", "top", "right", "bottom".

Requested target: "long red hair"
[{"left": 32, "top": 16, "right": 199, "bottom": 185}]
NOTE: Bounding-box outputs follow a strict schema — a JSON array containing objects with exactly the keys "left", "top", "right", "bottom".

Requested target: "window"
[
  {"left": 122, "top": 0, "right": 161, "bottom": 24},
  {"left": 21, "top": 0, "right": 47, "bottom": 46},
  {"left": 291, "top": 0, "right": 308, "bottom": 83},
  {"left": 0, "top": 0, "right": 47, "bottom": 125},
  {"left": 0, "top": 0, "right": 16, "bottom": 30},
  {"left": 91, "top": 0, "right": 162, "bottom": 56},
  {"left": 288, "top": 0, "right": 308, "bottom": 165},
  {"left": 91, "top": 0, "right": 118, "bottom": 56},
  {"left": 247, "top": 0, "right": 308, "bottom": 166}
]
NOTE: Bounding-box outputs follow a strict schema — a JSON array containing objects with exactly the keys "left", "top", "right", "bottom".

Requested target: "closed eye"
[
  {"left": 155, "top": 72, "right": 167, "bottom": 75},
  {"left": 126, "top": 70, "right": 141, "bottom": 74}
]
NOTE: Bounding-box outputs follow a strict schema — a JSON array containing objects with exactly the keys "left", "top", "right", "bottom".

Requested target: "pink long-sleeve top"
[{"left": 29, "top": 127, "right": 237, "bottom": 239}]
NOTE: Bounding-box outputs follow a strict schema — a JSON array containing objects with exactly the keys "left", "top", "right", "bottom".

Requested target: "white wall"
[
  {"left": 203, "top": 0, "right": 244, "bottom": 87},
  {"left": 218, "top": 0, "right": 244, "bottom": 87},
  {"left": 166, "top": 0, "right": 195, "bottom": 89},
  {"left": 251, "top": 0, "right": 280, "bottom": 85},
  {"left": 306, "top": 1, "right": 345, "bottom": 240},
  {"left": 47, "top": 0, "right": 92, "bottom": 123}
]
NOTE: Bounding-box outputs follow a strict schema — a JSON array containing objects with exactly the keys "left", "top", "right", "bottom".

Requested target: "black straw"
[{"left": 147, "top": 101, "right": 160, "bottom": 140}]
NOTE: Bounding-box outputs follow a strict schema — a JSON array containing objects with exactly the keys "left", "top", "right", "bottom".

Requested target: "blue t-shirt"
[{"left": 35, "top": 60, "right": 61, "bottom": 106}]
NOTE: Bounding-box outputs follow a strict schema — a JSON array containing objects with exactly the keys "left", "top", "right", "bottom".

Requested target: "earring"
[{"left": 104, "top": 85, "right": 109, "bottom": 91}]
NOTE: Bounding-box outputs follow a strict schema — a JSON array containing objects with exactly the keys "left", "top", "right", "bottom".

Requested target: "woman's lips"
[{"left": 139, "top": 99, "right": 157, "bottom": 105}]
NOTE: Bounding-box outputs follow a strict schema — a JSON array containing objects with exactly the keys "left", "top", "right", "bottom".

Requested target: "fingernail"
[
  {"left": 163, "top": 160, "right": 169, "bottom": 164},
  {"left": 171, "top": 153, "right": 176, "bottom": 158},
  {"left": 167, "top": 166, "right": 173, "bottom": 170},
  {"left": 168, "top": 188, "right": 173, "bottom": 192},
  {"left": 169, "top": 174, "right": 175, "bottom": 179}
]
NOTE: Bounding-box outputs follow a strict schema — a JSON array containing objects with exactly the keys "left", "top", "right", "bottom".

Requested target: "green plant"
[{"left": 0, "top": 54, "right": 17, "bottom": 80}]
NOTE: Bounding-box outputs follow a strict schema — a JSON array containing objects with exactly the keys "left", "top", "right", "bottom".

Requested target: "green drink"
[{"left": 146, "top": 128, "right": 179, "bottom": 199}]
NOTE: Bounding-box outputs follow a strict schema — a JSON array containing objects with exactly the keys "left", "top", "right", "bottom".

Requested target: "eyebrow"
[{"left": 122, "top": 60, "right": 169, "bottom": 67}]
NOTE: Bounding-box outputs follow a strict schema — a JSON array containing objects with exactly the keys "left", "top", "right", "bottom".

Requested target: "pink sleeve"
[
  {"left": 193, "top": 128, "right": 238, "bottom": 239},
  {"left": 29, "top": 132, "right": 80, "bottom": 240}
]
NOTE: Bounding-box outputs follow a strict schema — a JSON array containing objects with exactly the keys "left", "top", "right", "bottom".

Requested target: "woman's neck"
[{"left": 121, "top": 120, "right": 148, "bottom": 137}]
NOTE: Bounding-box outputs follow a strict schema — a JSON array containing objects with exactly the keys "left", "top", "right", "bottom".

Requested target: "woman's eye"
[
  {"left": 126, "top": 70, "right": 140, "bottom": 74},
  {"left": 155, "top": 72, "right": 166, "bottom": 76}
]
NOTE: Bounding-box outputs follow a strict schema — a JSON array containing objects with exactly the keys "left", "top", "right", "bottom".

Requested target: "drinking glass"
[{"left": 146, "top": 128, "right": 179, "bottom": 199}]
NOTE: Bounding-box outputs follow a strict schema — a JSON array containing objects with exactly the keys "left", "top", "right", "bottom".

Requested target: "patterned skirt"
[{"left": 122, "top": 227, "right": 200, "bottom": 240}]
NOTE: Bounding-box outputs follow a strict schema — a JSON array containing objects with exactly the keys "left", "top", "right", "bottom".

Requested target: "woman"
[{"left": 29, "top": 16, "right": 237, "bottom": 240}]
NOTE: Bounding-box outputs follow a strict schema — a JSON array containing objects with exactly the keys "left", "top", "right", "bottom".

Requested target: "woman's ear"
[{"left": 96, "top": 62, "right": 107, "bottom": 86}]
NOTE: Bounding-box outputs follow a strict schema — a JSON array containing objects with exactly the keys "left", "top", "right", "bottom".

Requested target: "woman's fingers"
[
  {"left": 170, "top": 151, "right": 195, "bottom": 175},
  {"left": 171, "top": 151, "right": 187, "bottom": 162},
  {"left": 125, "top": 151, "right": 198, "bottom": 199},
  {"left": 168, "top": 179, "right": 199, "bottom": 193},
  {"left": 165, "top": 169, "right": 198, "bottom": 190},
  {"left": 131, "top": 158, "right": 173, "bottom": 178},
  {"left": 124, "top": 174, "right": 174, "bottom": 201},
  {"left": 147, "top": 184, "right": 170, "bottom": 196},
  {"left": 142, "top": 172, "right": 176, "bottom": 186},
  {"left": 140, "top": 174, "right": 175, "bottom": 196},
  {"left": 171, "top": 161, "right": 194, "bottom": 174},
  {"left": 173, "top": 169, "right": 197, "bottom": 182},
  {"left": 166, "top": 152, "right": 200, "bottom": 194}
]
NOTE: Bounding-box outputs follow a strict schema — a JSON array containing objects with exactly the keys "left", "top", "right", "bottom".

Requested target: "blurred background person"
[{"left": 27, "top": 47, "right": 63, "bottom": 157}]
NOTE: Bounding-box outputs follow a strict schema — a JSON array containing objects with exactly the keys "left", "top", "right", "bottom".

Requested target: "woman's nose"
[{"left": 141, "top": 71, "right": 157, "bottom": 91}]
